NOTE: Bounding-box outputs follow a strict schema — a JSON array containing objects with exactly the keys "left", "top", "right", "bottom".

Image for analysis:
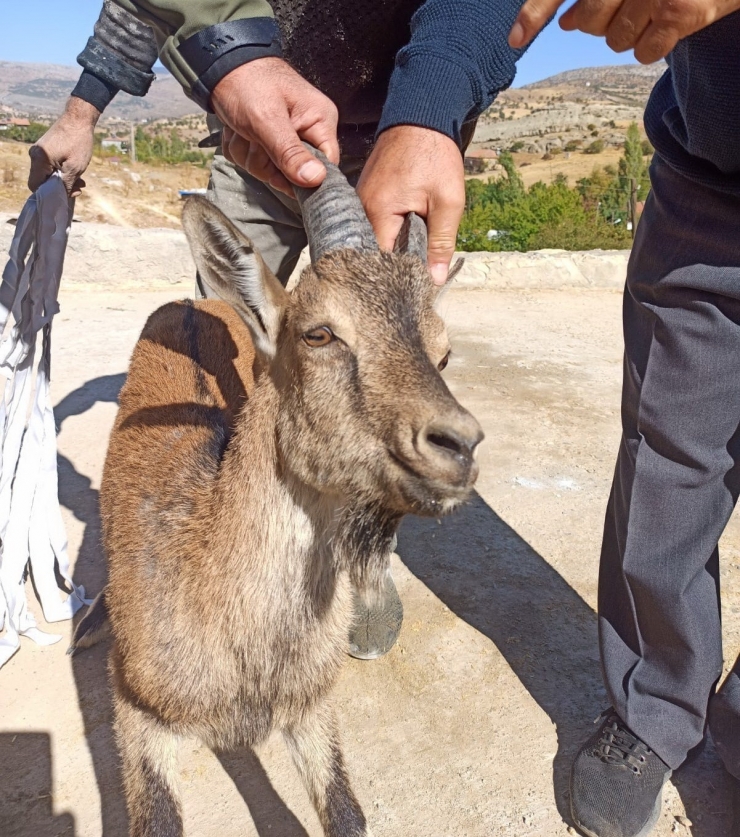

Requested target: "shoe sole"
[{"left": 571, "top": 772, "right": 671, "bottom": 837}]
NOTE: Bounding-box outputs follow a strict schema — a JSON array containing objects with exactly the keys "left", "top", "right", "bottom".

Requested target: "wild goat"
[{"left": 72, "top": 156, "right": 483, "bottom": 836}]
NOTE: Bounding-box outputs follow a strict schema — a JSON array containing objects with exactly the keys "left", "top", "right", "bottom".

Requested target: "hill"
[
  {"left": 470, "top": 62, "right": 666, "bottom": 165},
  {"left": 0, "top": 61, "right": 198, "bottom": 122}
]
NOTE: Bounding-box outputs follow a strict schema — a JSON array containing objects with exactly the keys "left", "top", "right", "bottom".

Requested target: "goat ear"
[
  {"left": 181, "top": 197, "right": 289, "bottom": 359},
  {"left": 433, "top": 257, "right": 465, "bottom": 303}
]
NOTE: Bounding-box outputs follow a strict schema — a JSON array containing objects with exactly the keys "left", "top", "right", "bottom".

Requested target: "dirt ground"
[
  {"left": 0, "top": 140, "right": 210, "bottom": 228},
  {"left": 1, "top": 282, "right": 738, "bottom": 837}
]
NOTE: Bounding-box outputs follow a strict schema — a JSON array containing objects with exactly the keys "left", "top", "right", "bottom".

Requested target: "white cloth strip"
[{"left": 0, "top": 175, "right": 91, "bottom": 669}]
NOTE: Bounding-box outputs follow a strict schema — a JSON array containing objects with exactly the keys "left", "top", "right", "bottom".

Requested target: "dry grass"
[
  {"left": 466, "top": 147, "right": 624, "bottom": 189},
  {"left": 0, "top": 140, "right": 210, "bottom": 228}
]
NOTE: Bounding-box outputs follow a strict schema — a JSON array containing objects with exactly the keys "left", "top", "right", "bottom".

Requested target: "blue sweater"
[{"left": 644, "top": 10, "right": 740, "bottom": 193}]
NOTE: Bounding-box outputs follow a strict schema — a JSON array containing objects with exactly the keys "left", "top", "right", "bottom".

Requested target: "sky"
[{"left": 0, "top": 0, "right": 640, "bottom": 88}]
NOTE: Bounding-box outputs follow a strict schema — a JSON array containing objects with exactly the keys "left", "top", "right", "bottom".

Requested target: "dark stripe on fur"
[
  {"left": 183, "top": 300, "right": 211, "bottom": 403},
  {"left": 324, "top": 745, "right": 367, "bottom": 837},
  {"left": 136, "top": 760, "right": 183, "bottom": 837}
]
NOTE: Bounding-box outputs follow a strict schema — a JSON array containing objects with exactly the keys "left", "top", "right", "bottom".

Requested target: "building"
[
  {"left": 463, "top": 148, "right": 498, "bottom": 175},
  {"left": 101, "top": 137, "right": 125, "bottom": 151}
]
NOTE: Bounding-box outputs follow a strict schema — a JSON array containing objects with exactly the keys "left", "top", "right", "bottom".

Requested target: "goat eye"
[
  {"left": 438, "top": 351, "right": 451, "bottom": 371},
  {"left": 302, "top": 327, "right": 334, "bottom": 348}
]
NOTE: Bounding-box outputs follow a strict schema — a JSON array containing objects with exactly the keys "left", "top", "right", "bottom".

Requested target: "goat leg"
[
  {"left": 283, "top": 700, "right": 368, "bottom": 837},
  {"left": 113, "top": 661, "right": 183, "bottom": 837}
]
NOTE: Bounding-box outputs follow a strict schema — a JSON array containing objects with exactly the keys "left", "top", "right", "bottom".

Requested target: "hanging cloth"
[{"left": 0, "top": 173, "right": 91, "bottom": 669}]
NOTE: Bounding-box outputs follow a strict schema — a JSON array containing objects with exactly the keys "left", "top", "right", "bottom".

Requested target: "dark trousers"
[{"left": 600, "top": 155, "right": 740, "bottom": 769}]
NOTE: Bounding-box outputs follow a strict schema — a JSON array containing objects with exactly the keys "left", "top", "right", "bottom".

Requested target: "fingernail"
[
  {"left": 509, "top": 21, "right": 525, "bottom": 47},
  {"left": 430, "top": 264, "right": 448, "bottom": 286},
  {"left": 297, "top": 159, "right": 324, "bottom": 183}
]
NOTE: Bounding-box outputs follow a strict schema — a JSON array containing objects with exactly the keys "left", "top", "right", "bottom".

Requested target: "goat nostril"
[
  {"left": 427, "top": 432, "right": 466, "bottom": 458},
  {"left": 424, "top": 425, "right": 483, "bottom": 463}
]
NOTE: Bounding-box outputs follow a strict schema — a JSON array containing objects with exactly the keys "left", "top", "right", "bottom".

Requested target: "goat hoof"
[{"left": 348, "top": 565, "right": 403, "bottom": 660}]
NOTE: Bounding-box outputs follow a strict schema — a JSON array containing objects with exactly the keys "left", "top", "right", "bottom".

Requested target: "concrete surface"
[
  {"left": 0, "top": 214, "right": 630, "bottom": 292},
  {"left": 1, "top": 281, "right": 738, "bottom": 837}
]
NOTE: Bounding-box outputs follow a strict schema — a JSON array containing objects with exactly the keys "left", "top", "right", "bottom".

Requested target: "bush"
[
  {"left": 130, "top": 127, "right": 209, "bottom": 166},
  {"left": 458, "top": 155, "right": 631, "bottom": 253},
  {"left": 564, "top": 140, "right": 582, "bottom": 152},
  {"left": 509, "top": 141, "right": 525, "bottom": 152},
  {"left": 4, "top": 122, "right": 48, "bottom": 144},
  {"left": 584, "top": 139, "right": 605, "bottom": 154}
]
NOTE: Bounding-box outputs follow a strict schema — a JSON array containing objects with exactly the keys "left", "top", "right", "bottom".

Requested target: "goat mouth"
[{"left": 386, "top": 449, "right": 475, "bottom": 514}]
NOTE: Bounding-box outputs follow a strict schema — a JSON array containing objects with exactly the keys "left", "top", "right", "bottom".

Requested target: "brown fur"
[{"left": 96, "top": 198, "right": 482, "bottom": 836}]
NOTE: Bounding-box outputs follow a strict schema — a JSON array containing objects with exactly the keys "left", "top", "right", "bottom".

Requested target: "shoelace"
[{"left": 593, "top": 711, "right": 653, "bottom": 774}]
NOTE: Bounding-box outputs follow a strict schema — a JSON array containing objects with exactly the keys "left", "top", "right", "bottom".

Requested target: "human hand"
[
  {"left": 509, "top": 0, "right": 740, "bottom": 63},
  {"left": 212, "top": 57, "right": 339, "bottom": 196},
  {"left": 28, "top": 97, "right": 100, "bottom": 196},
  {"left": 356, "top": 126, "right": 465, "bottom": 286}
]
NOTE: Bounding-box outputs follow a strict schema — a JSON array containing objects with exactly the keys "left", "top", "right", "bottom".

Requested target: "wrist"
[
  {"left": 179, "top": 18, "right": 283, "bottom": 112},
  {"left": 212, "top": 56, "right": 288, "bottom": 119},
  {"left": 65, "top": 95, "right": 102, "bottom": 127}
]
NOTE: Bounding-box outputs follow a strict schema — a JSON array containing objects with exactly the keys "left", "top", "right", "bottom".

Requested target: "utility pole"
[
  {"left": 629, "top": 177, "right": 637, "bottom": 240},
  {"left": 129, "top": 122, "right": 137, "bottom": 163}
]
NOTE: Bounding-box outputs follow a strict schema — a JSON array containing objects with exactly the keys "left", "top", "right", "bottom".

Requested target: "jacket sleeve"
[
  {"left": 71, "top": 0, "right": 159, "bottom": 113},
  {"left": 108, "top": 0, "right": 281, "bottom": 109},
  {"left": 377, "top": 0, "right": 537, "bottom": 147}
]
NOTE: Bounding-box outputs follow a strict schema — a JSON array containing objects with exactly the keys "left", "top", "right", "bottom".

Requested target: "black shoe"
[
  {"left": 570, "top": 710, "right": 672, "bottom": 837},
  {"left": 708, "top": 663, "right": 740, "bottom": 781},
  {"left": 348, "top": 566, "right": 403, "bottom": 660}
]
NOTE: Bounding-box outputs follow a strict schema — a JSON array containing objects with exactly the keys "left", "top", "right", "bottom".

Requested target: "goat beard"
[{"left": 333, "top": 500, "right": 402, "bottom": 597}]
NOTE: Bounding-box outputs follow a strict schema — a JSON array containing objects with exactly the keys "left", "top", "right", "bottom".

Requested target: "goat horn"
[
  {"left": 293, "top": 143, "right": 379, "bottom": 262},
  {"left": 393, "top": 212, "right": 427, "bottom": 262}
]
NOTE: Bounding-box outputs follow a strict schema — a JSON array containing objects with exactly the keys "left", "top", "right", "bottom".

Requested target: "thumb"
[
  {"left": 426, "top": 205, "right": 462, "bottom": 286},
  {"left": 262, "top": 119, "right": 328, "bottom": 188},
  {"left": 509, "top": 0, "right": 567, "bottom": 47},
  {"left": 27, "top": 144, "right": 55, "bottom": 192}
]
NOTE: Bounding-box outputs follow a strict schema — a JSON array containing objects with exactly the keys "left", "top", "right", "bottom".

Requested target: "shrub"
[{"left": 584, "top": 139, "right": 605, "bottom": 154}]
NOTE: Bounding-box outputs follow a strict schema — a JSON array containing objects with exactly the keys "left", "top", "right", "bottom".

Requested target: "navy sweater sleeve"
[{"left": 378, "top": 0, "right": 532, "bottom": 146}]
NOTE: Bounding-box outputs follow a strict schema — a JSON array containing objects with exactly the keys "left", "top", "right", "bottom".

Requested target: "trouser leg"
[{"left": 599, "top": 155, "right": 740, "bottom": 769}]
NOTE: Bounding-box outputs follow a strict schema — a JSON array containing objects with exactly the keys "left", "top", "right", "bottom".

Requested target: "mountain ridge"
[{"left": 0, "top": 59, "right": 668, "bottom": 123}]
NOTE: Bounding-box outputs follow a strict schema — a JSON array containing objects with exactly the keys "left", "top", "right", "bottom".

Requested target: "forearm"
[
  {"left": 108, "top": 0, "right": 280, "bottom": 109},
  {"left": 71, "top": 1, "right": 158, "bottom": 114},
  {"left": 378, "top": 0, "right": 535, "bottom": 147}
]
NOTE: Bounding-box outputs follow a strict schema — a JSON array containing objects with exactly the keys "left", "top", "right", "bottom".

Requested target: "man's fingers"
[
  {"left": 604, "top": 0, "right": 652, "bottom": 51},
  {"left": 559, "top": 0, "right": 624, "bottom": 34},
  {"left": 509, "top": 0, "right": 567, "bottom": 47},
  {"left": 70, "top": 177, "right": 86, "bottom": 198},
  {"left": 258, "top": 119, "right": 328, "bottom": 188},
  {"left": 368, "top": 210, "right": 405, "bottom": 253},
  {"left": 226, "top": 131, "right": 251, "bottom": 171},
  {"left": 427, "top": 191, "right": 465, "bottom": 286},
  {"left": 633, "top": 20, "right": 682, "bottom": 62}
]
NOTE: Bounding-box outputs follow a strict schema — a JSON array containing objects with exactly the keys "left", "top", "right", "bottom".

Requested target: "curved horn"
[
  {"left": 293, "top": 143, "right": 378, "bottom": 262},
  {"left": 393, "top": 212, "right": 427, "bottom": 262}
]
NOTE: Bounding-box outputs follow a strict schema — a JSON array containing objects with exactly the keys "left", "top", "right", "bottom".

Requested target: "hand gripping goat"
[{"left": 71, "top": 148, "right": 483, "bottom": 837}]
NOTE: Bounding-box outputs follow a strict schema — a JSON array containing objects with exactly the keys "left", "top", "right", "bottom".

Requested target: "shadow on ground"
[
  {"left": 398, "top": 495, "right": 734, "bottom": 836},
  {"left": 0, "top": 733, "right": 75, "bottom": 837},
  {"left": 49, "top": 375, "right": 734, "bottom": 837}
]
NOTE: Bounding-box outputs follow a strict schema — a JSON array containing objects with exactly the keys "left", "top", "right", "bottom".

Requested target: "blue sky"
[{"left": 0, "top": 0, "right": 639, "bottom": 87}]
